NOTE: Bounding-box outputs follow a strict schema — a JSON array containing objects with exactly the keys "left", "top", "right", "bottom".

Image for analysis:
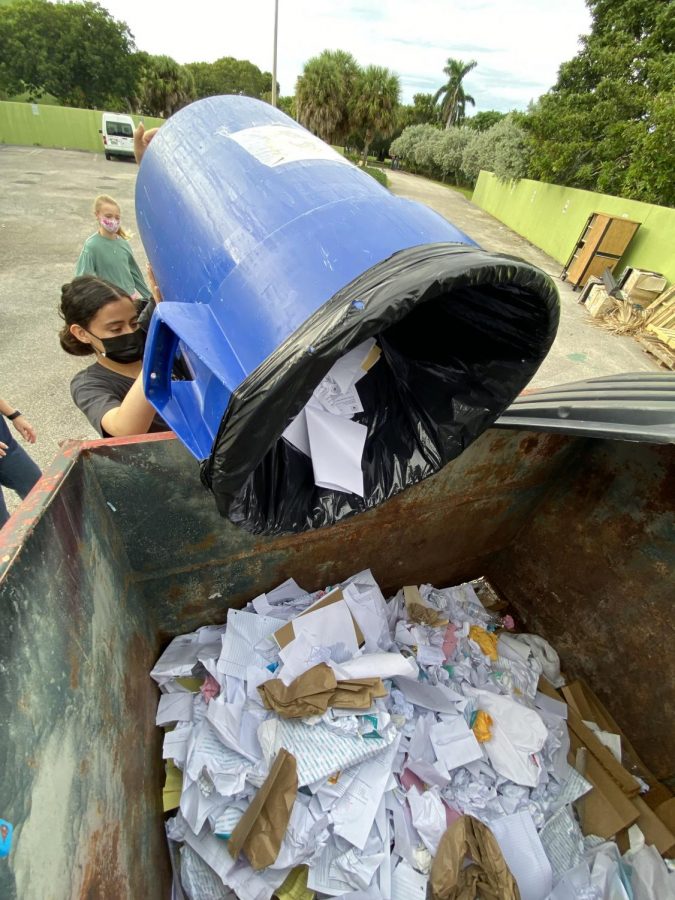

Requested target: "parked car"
[{"left": 99, "top": 111, "right": 135, "bottom": 161}]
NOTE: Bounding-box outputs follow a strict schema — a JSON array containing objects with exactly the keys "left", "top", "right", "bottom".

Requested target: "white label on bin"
[{"left": 223, "top": 124, "right": 352, "bottom": 169}]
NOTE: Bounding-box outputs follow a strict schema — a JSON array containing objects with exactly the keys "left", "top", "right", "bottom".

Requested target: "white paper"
[
  {"left": 282, "top": 407, "right": 311, "bottom": 456},
  {"left": 157, "top": 692, "right": 195, "bottom": 726},
  {"left": 430, "top": 717, "right": 483, "bottom": 770},
  {"left": 328, "top": 339, "right": 377, "bottom": 393},
  {"left": 538, "top": 806, "right": 585, "bottom": 882},
  {"left": 332, "top": 735, "right": 401, "bottom": 849},
  {"left": 306, "top": 405, "right": 367, "bottom": 496},
  {"left": 332, "top": 652, "right": 418, "bottom": 682},
  {"left": 180, "top": 819, "right": 236, "bottom": 885},
  {"left": 535, "top": 690, "right": 568, "bottom": 720},
  {"left": 343, "top": 583, "right": 391, "bottom": 652},
  {"left": 292, "top": 598, "right": 360, "bottom": 656},
  {"left": 217, "top": 609, "right": 280, "bottom": 680},
  {"left": 406, "top": 786, "right": 447, "bottom": 856},
  {"left": 163, "top": 724, "right": 193, "bottom": 765},
  {"left": 277, "top": 632, "right": 331, "bottom": 685},
  {"left": 185, "top": 720, "right": 252, "bottom": 798},
  {"left": 490, "top": 810, "right": 553, "bottom": 900},
  {"left": 471, "top": 689, "right": 548, "bottom": 787},
  {"left": 151, "top": 634, "right": 201, "bottom": 684},
  {"left": 393, "top": 676, "right": 463, "bottom": 713},
  {"left": 391, "top": 861, "right": 428, "bottom": 900},
  {"left": 258, "top": 717, "right": 397, "bottom": 787},
  {"left": 206, "top": 694, "right": 264, "bottom": 763},
  {"left": 180, "top": 777, "right": 228, "bottom": 836}
]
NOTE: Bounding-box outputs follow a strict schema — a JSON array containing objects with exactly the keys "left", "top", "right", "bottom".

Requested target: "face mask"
[
  {"left": 88, "top": 329, "right": 145, "bottom": 364},
  {"left": 99, "top": 216, "right": 120, "bottom": 234}
]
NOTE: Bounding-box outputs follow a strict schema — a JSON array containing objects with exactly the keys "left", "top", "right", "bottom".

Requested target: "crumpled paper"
[
  {"left": 258, "top": 663, "right": 386, "bottom": 718},
  {"left": 227, "top": 748, "right": 297, "bottom": 870},
  {"left": 430, "top": 815, "right": 521, "bottom": 900}
]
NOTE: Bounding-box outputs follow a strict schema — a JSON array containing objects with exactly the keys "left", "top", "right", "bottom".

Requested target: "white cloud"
[{"left": 101, "top": 0, "right": 590, "bottom": 110}]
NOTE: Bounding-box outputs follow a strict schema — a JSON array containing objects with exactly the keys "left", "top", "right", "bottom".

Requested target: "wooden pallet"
[
  {"left": 645, "top": 285, "right": 675, "bottom": 332},
  {"left": 637, "top": 334, "right": 675, "bottom": 370}
]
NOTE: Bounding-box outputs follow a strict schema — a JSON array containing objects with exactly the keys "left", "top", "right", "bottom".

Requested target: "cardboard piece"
[
  {"left": 564, "top": 679, "right": 672, "bottom": 807},
  {"left": 586, "top": 284, "right": 615, "bottom": 318},
  {"left": 258, "top": 663, "right": 387, "bottom": 718},
  {"left": 404, "top": 585, "right": 448, "bottom": 628},
  {"left": 567, "top": 708, "right": 639, "bottom": 797},
  {"left": 569, "top": 731, "right": 639, "bottom": 839},
  {"left": 631, "top": 796, "right": 675, "bottom": 857},
  {"left": 227, "top": 748, "right": 298, "bottom": 870},
  {"left": 656, "top": 797, "right": 675, "bottom": 833},
  {"left": 273, "top": 589, "right": 364, "bottom": 649},
  {"left": 430, "top": 815, "right": 519, "bottom": 900}
]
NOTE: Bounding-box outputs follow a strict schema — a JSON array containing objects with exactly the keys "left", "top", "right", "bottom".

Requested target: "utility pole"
[{"left": 271, "top": 0, "right": 279, "bottom": 107}]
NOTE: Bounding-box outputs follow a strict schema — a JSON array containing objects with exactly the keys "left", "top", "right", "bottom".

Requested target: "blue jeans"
[{"left": 0, "top": 418, "right": 41, "bottom": 528}]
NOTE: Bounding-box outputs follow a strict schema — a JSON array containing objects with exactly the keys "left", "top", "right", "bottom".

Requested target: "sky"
[{"left": 100, "top": 0, "right": 591, "bottom": 112}]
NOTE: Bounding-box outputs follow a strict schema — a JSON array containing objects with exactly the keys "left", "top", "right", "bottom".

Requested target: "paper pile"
[
  {"left": 152, "top": 572, "right": 675, "bottom": 900},
  {"left": 282, "top": 340, "right": 381, "bottom": 496}
]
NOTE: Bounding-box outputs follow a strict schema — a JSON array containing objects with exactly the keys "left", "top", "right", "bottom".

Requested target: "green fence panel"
[
  {"left": 473, "top": 171, "right": 675, "bottom": 284},
  {"left": 0, "top": 101, "right": 164, "bottom": 154}
]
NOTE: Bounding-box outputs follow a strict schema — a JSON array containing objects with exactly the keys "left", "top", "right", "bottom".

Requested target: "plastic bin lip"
[{"left": 203, "top": 241, "right": 560, "bottom": 525}]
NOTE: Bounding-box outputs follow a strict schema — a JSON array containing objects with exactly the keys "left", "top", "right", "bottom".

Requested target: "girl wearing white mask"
[{"left": 75, "top": 194, "right": 151, "bottom": 301}]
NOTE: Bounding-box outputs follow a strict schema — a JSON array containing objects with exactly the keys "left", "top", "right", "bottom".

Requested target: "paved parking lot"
[{"left": 0, "top": 145, "right": 656, "bottom": 503}]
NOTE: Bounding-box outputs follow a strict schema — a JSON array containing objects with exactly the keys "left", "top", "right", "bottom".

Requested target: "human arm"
[
  {"left": 100, "top": 373, "right": 157, "bottom": 437},
  {"left": 0, "top": 397, "right": 36, "bottom": 443},
  {"left": 71, "top": 370, "right": 160, "bottom": 438},
  {"left": 133, "top": 122, "right": 160, "bottom": 165},
  {"left": 127, "top": 249, "right": 151, "bottom": 300},
  {"left": 75, "top": 244, "right": 95, "bottom": 278}
]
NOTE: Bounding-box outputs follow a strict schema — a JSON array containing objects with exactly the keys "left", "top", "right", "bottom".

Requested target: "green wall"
[
  {"left": 0, "top": 101, "right": 164, "bottom": 154},
  {"left": 473, "top": 171, "right": 675, "bottom": 284}
]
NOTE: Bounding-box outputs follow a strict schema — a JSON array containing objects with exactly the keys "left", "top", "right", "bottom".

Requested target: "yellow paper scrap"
[
  {"left": 163, "top": 759, "right": 183, "bottom": 812},
  {"left": 275, "top": 865, "right": 315, "bottom": 900}
]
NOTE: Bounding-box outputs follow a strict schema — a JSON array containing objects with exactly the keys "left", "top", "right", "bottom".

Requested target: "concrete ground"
[{"left": 0, "top": 146, "right": 657, "bottom": 506}]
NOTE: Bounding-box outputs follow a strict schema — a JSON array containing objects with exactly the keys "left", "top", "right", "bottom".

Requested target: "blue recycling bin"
[{"left": 138, "top": 96, "right": 559, "bottom": 533}]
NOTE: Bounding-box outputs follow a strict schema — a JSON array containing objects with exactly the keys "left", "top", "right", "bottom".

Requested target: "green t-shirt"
[{"left": 75, "top": 233, "right": 151, "bottom": 299}]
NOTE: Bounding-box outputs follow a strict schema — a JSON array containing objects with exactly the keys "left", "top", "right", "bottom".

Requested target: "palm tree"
[
  {"left": 135, "top": 55, "right": 196, "bottom": 118},
  {"left": 296, "top": 50, "right": 359, "bottom": 144},
  {"left": 434, "top": 58, "right": 477, "bottom": 128},
  {"left": 349, "top": 66, "right": 401, "bottom": 167}
]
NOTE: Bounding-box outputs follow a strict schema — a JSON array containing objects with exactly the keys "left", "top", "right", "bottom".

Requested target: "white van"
[{"left": 100, "top": 112, "right": 135, "bottom": 161}]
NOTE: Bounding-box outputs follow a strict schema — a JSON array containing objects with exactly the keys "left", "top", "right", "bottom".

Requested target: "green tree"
[
  {"left": 349, "top": 65, "right": 400, "bottom": 166},
  {"left": 277, "top": 95, "right": 296, "bottom": 119},
  {"left": 187, "top": 56, "right": 274, "bottom": 100},
  {"left": 466, "top": 110, "right": 505, "bottom": 132},
  {"left": 296, "top": 49, "right": 359, "bottom": 144},
  {"left": 526, "top": 0, "right": 674, "bottom": 206},
  {"left": 0, "top": 0, "right": 136, "bottom": 108},
  {"left": 135, "top": 54, "right": 196, "bottom": 118},
  {"left": 433, "top": 58, "right": 477, "bottom": 128},
  {"left": 462, "top": 114, "right": 530, "bottom": 184}
]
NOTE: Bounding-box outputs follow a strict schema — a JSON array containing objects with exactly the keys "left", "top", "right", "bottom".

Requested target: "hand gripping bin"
[{"left": 138, "top": 96, "right": 559, "bottom": 534}]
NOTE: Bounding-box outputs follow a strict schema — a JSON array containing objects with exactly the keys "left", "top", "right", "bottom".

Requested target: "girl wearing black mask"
[{"left": 59, "top": 275, "right": 169, "bottom": 437}]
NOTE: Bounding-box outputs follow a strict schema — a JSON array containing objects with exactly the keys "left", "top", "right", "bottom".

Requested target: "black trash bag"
[{"left": 201, "top": 243, "right": 559, "bottom": 534}]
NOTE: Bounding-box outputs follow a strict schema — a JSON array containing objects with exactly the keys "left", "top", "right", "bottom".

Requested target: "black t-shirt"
[{"left": 70, "top": 362, "right": 169, "bottom": 437}]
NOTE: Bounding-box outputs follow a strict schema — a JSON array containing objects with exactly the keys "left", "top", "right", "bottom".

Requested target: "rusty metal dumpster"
[{"left": 0, "top": 427, "right": 673, "bottom": 898}]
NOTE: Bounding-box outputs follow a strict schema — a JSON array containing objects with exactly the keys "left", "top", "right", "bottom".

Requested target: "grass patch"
[
  {"left": 441, "top": 183, "right": 474, "bottom": 201},
  {"left": 365, "top": 166, "right": 388, "bottom": 188}
]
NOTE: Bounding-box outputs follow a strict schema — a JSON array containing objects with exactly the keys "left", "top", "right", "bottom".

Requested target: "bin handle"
[{"left": 143, "top": 303, "right": 246, "bottom": 460}]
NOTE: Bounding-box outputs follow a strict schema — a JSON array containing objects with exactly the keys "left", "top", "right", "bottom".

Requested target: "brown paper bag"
[
  {"left": 227, "top": 748, "right": 298, "bottom": 870},
  {"left": 430, "top": 815, "right": 520, "bottom": 900}
]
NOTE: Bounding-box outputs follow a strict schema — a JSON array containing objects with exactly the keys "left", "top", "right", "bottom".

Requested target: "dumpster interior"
[{"left": 1, "top": 428, "right": 673, "bottom": 898}]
